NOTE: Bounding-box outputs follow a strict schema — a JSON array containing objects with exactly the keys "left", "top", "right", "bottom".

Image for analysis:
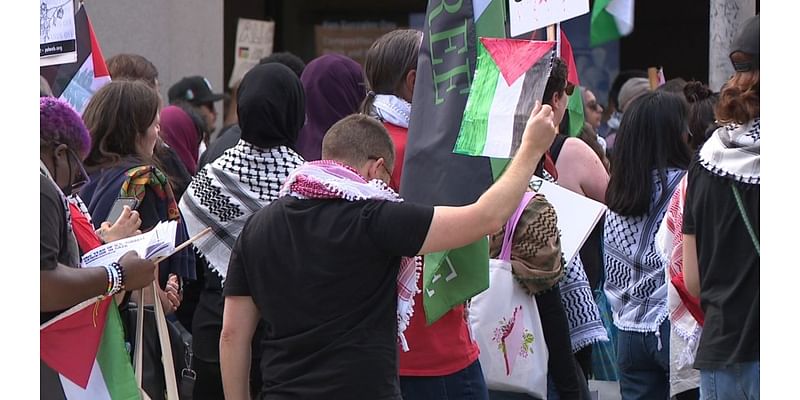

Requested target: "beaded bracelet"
[
  {"left": 104, "top": 262, "right": 124, "bottom": 296},
  {"left": 112, "top": 261, "right": 126, "bottom": 291}
]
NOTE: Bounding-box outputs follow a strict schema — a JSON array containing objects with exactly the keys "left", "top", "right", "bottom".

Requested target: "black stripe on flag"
[
  {"left": 40, "top": 360, "right": 68, "bottom": 400},
  {"left": 510, "top": 50, "right": 554, "bottom": 157}
]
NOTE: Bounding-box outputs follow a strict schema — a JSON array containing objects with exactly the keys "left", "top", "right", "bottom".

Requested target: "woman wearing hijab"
[
  {"left": 178, "top": 63, "right": 306, "bottom": 400},
  {"left": 296, "top": 54, "right": 366, "bottom": 161},
  {"left": 159, "top": 105, "right": 203, "bottom": 176}
]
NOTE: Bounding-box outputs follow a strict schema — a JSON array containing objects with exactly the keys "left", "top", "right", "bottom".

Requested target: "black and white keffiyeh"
[
  {"left": 179, "top": 140, "right": 304, "bottom": 280},
  {"left": 699, "top": 118, "right": 760, "bottom": 184},
  {"left": 372, "top": 94, "right": 411, "bottom": 128},
  {"left": 604, "top": 168, "right": 684, "bottom": 333}
]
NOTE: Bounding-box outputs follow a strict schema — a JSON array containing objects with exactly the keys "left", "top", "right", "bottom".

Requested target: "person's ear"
[{"left": 405, "top": 69, "right": 417, "bottom": 101}]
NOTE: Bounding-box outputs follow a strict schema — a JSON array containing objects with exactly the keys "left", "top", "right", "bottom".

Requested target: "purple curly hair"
[{"left": 40, "top": 97, "right": 91, "bottom": 159}]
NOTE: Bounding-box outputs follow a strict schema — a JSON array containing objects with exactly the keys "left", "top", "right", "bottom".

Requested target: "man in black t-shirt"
[{"left": 220, "top": 105, "right": 557, "bottom": 400}]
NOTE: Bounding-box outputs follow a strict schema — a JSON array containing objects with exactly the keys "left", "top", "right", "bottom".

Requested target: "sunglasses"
[{"left": 368, "top": 156, "right": 393, "bottom": 179}]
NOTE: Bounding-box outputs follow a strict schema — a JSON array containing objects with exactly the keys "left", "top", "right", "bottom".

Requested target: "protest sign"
[
  {"left": 529, "top": 176, "right": 606, "bottom": 265},
  {"left": 508, "top": 0, "right": 589, "bottom": 38},
  {"left": 40, "top": 0, "right": 78, "bottom": 66},
  {"left": 229, "top": 18, "right": 275, "bottom": 88}
]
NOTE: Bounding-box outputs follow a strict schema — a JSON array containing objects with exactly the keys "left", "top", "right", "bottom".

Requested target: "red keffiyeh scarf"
[{"left": 280, "top": 160, "right": 422, "bottom": 351}]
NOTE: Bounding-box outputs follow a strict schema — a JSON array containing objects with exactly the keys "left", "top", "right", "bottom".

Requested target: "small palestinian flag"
[
  {"left": 560, "top": 29, "right": 585, "bottom": 137},
  {"left": 454, "top": 38, "right": 555, "bottom": 159},
  {"left": 41, "top": 297, "right": 140, "bottom": 400},
  {"left": 590, "top": 0, "right": 635, "bottom": 47},
  {"left": 40, "top": 4, "right": 111, "bottom": 114}
]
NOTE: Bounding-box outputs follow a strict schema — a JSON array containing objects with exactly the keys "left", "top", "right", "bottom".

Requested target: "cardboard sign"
[
  {"left": 508, "top": 0, "right": 589, "bottom": 38},
  {"left": 229, "top": 18, "right": 275, "bottom": 88},
  {"left": 529, "top": 176, "right": 606, "bottom": 265}
]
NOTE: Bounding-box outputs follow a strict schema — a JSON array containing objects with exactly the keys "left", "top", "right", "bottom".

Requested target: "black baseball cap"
[
  {"left": 167, "top": 76, "right": 227, "bottom": 105},
  {"left": 729, "top": 15, "right": 759, "bottom": 72}
]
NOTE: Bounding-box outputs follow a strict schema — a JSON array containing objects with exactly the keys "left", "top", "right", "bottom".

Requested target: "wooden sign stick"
[{"left": 153, "top": 227, "right": 212, "bottom": 265}]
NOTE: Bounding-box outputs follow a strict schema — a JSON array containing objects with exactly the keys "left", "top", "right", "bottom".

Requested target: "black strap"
[{"left": 549, "top": 134, "right": 569, "bottom": 163}]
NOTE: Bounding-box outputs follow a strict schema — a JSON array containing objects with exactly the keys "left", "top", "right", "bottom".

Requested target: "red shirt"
[
  {"left": 383, "top": 122, "right": 407, "bottom": 192},
  {"left": 384, "top": 121, "right": 481, "bottom": 376}
]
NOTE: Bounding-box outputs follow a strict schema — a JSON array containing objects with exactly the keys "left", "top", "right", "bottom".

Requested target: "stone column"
[{"left": 709, "top": 0, "right": 757, "bottom": 91}]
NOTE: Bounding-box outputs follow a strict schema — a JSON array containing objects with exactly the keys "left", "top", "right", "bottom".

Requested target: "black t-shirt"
[
  {"left": 224, "top": 197, "right": 433, "bottom": 400},
  {"left": 40, "top": 175, "right": 80, "bottom": 323},
  {"left": 683, "top": 161, "right": 759, "bottom": 368}
]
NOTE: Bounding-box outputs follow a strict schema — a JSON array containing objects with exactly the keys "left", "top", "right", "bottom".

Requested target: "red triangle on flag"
[
  {"left": 40, "top": 297, "right": 112, "bottom": 389},
  {"left": 560, "top": 29, "right": 580, "bottom": 86},
  {"left": 85, "top": 11, "right": 109, "bottom": 80},
  {"left": 480, "top": 38, "right": 555, "bottom": 87}
]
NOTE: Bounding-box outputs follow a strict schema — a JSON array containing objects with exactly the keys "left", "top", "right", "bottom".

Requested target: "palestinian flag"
[
  {"left": 560, "top": 29, "right": 584, "bottom": 137},
  {"left": 590, "top": 0, "right": 634, "bottom": 47},
  {"left": 41, "top": 297, "right": 140, "bottom": 400},
  {"left": 401, "top": 0, "right": 510, "bottom": 324},
  {"left": 454, "top": 38, "right": 555, "bottom": 158},
  {"left": 40, "top": 4, "right": 111, "bottom": 114}
]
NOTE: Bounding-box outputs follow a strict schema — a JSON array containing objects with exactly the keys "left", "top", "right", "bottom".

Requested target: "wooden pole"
[{"left": 647, "top": 67, "right": 659, "bottom": 90}]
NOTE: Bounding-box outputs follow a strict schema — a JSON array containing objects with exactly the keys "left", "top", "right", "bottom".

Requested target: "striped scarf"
[
  {"left": 119, "top": 165, "right": 180, "bottom": 221},
  {"left": 280, "top": 160, "right": 422, "bottom": 352}
]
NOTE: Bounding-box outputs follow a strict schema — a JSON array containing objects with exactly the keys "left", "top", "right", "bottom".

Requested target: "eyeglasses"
[
  {"left": 368, "top": 156, "right": 393, "bottom": 180},
  {"left": 62, "top": 145, "right": 90, "bottom": 192}
]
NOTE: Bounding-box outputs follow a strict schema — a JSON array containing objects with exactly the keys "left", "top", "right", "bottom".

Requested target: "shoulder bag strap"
[
  {"left": 499, "top": 191, "right": 537, "bottom": 261},
  {"left": 731, "top": 184, "right": 759, "bottom": 256}
]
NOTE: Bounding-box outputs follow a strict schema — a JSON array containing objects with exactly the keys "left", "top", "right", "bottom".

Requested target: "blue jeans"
[
  {"left": 401, "top": 359, "right": 489, "bottom": 400},
  {"left": 699, "top": 362, "right": 759, "bottom": 400},
  {"left": 617, "top": 319, "right": 670, "bottom": 400}
]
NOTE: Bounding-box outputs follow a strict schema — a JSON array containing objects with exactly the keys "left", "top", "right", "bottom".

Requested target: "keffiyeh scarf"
[
  {"left": 279, "top": 160, "right": 422, "bottom": 352},
  {"left": 604, "top": 168, "right": 684, "bottom": 333},
  {"left": 372, "top": 94, "right": 412, "bottom": 129},
  {"left": 655, "top": 176, "right": 702, "bottom": 368},
  {"left": 179, "top": 141, "right": 304, "bottom": 280},
  {"left": 698, "top": 118, "right": 760, "bottom": 184}
]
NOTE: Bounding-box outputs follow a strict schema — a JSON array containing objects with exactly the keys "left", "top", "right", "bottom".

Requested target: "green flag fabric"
[{"left": 590, "top": 0, "right": 634, "bottom": 47}]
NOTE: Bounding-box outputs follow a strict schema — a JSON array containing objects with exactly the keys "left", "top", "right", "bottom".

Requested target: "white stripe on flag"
[
  {"left": 60, "top": 360, "right": 112, "bottom": 400},
  {"left": 483, "top": 73, "right": 525, "bottom": 158},
  {"left": 607, "top": 0, "right": 634, "bottom": 35}
]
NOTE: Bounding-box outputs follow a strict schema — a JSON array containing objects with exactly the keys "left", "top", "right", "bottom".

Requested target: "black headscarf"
[{"left": 237, "top": 63, "right": 305, "bottom": 149}]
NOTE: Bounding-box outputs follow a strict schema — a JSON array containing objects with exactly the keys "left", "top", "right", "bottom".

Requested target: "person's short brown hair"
[
  {"left": 106, "top": 53, "right": 159, "bottom": 89},
  {"left": 322, "top": 114, "right": 395, "bottom": 170}
]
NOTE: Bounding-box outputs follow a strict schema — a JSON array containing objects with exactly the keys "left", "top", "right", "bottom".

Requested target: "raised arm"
[{"left": 418, "top": 102, "right": 556, "bottom": 255}]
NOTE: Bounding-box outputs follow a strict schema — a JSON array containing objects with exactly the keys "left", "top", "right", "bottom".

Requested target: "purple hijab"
[
  {"left": 160, "top": 105, "right": 201, "bottom": 175},
  {"left": 296, "top": 54, "right": 365, "bottom": 161}
]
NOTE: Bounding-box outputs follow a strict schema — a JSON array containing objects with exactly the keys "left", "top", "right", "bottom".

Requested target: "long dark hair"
[
  {"left": 83, "top": 80, "right": 160, "bottom": 169},
  {"left": 360, "top": 29, "right": 422, "bottom": 115},
  {"left": 606, "top": 91, "right": 692, "bottom": 216}
]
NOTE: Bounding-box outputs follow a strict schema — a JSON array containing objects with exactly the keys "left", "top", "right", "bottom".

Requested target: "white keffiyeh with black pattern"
[
  {"left": 699, "top": 118, "right": 760, "bottom": 184},
  {"left": 178, "top": 140, "right": 304, "bottom": 280}
]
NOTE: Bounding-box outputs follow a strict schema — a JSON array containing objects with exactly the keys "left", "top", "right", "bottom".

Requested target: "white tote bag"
[{"left": 469, "top": 192, "right": 549, "bottom": 398}]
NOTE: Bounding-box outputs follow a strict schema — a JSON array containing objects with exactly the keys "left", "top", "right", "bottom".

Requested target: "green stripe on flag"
[
  {"left": 96, "top": 301, "right": 140, "bottom": 400},
  {"left": 567, "top": 88, "right": 585, "bottom": 137},
  {"left": 454, "top": 43, "right": 500, "bottom": 156},
  {"left": 423, "top": 238, "right": 490, "bottom": 325},
  {"left": 590, "top": 0, "right": 622, "bottom": 47},
  {"left": 475, "top": 0, "right": 506, "bottom": 38}
]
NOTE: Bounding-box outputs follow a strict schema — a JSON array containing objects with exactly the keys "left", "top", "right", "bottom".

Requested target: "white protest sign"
[
  {"left": 229, "top": 18, "right": 275, "bottom": 88},
  {"left": 508, "top": 0, "right": 589, "bottom": 38},
  {"left": 529, "top": 176, "right": 606, "bottom": 265},
  {"left": 40, "top": 0, "right": 77, "bottom": 66}
]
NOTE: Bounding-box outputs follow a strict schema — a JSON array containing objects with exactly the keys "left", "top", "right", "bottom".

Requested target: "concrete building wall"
[
  {"left": 709, "top": 0, "right": 757, "bottom": 91},
  {"left": 84, "top": 0, "right": 225, "bottom": 128}
]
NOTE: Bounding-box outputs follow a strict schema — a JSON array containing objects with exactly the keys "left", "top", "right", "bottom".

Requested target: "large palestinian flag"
[
  {"left": 40, "top": 4, "right": 111, "bottom": 114},
  {"left": 41, "top": 297, "right": 140, "bottom": 400},
  {"left": 454, "top": 38, "right": 555, "bottom": 158}
]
